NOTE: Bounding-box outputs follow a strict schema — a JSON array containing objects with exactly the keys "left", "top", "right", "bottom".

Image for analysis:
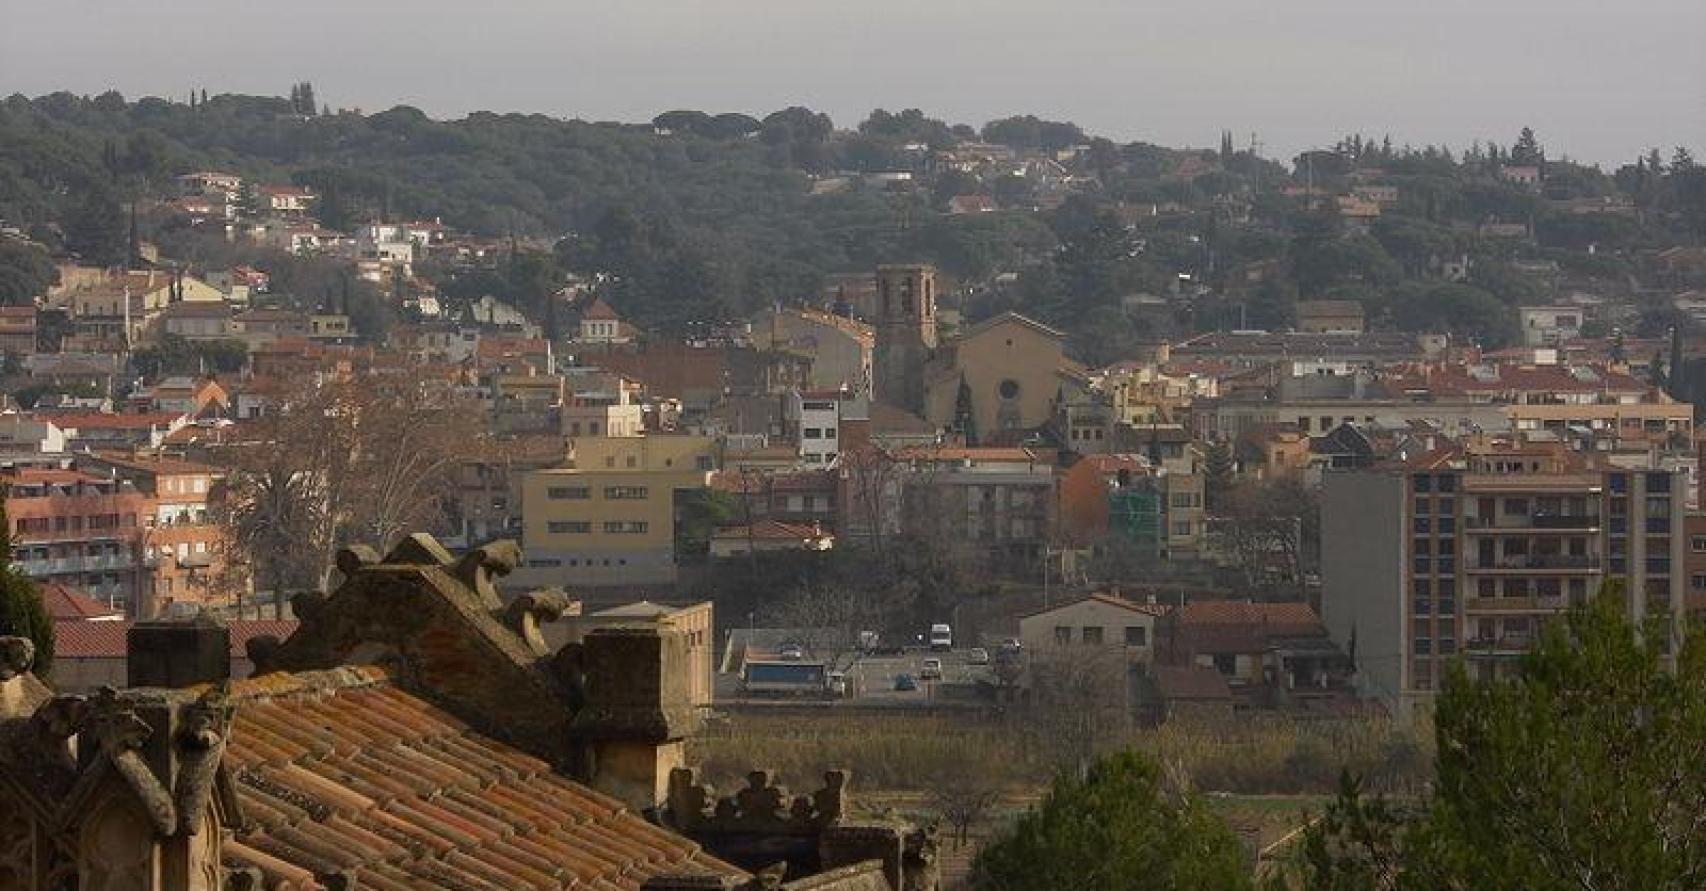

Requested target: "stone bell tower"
[{"left": 872, "top": 264, "right": 938, "bottom": 416}]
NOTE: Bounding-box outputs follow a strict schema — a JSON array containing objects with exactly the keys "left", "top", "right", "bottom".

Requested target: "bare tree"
[
  {"left": 930, "top": 758, "right": 1005, "bottom": 848},
  {"left": 1022, "top": 648, "right": 1132, "bottom": 775},
  {"left": 1212, "top": 478, "right": 1316, "bottom": 595},
  {"left": 335, "top": 373, "right": 479, "bottom": 552},
  {"left": 763, "top": 582, "right": 888, "bottom": 672},
  {"left": 839, "top": 444, "right": 903, "bottom": 556},
  {"left": 211, "top": 378, "right": 349, "bottom": 615}
]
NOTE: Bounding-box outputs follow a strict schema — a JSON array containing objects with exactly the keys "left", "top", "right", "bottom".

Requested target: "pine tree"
[
  {"left": 0, "top": 490, "right": 53, "bottom": 675},
  {"left": 1203, "top": 439, "right": 1235, "bottom": 511},
  {"left": 299, "top": 82, "right": 317, "bottom": 116}
]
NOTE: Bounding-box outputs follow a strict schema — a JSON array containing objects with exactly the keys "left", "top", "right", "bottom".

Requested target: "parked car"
[
  {"left": 920, "top": 657, "right": 943, "bottom": 680},
  {"left": 893, "top": 673, "right": 919, "bottom": 692},
  {"left": 779, "top": 643, "right": 805, "bottom": 661},
  {"left": 967, "top": 647, "right": 990, "bottom": 665}
]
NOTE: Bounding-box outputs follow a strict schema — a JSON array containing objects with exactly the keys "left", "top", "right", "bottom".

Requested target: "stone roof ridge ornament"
[
  {"left": 665, "top": 767, "right": 851, "bottom": 834},
  {"left": 0, "top": 635, "right": 34, "bottom": 679},
  {"left": 503, "top": 588, "right": 575, "bottom": 655},
  {"left": 452, "top": 539, "right": 522, "bottom": 604}
]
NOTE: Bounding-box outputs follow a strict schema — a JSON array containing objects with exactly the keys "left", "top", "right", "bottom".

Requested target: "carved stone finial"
[
  {"left": 502, "top": 589, "right": 574, "bottom": 654},
  {"left": 0, "top": 636, "right": 34, "bottom": 679},
  {"left": 336, "top": 545, "right": 381, "bottom": 576},
  {"left": 383, "top": 533, "right": 455, "bottom": 567},
  {"left": 291, "top": 590, "right": 329, "bottom": 622},
  {"left": 245, "top": 635, "right": 282, "bottom": 675},
  {"left": 451, "top": 540, "right": 522, "bottom": 600}
]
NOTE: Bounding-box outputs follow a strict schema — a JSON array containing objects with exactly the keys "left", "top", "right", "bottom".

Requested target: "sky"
[{"left": 2, "top": 0, "right": 1702, "bottom": 167}]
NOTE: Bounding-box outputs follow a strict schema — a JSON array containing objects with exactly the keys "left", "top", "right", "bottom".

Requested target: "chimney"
[
  {"left": 571, "top": 625, "right": 702, "bottom": 810},
  {"left": 127, "top": 613, "right": 230, "bottom": 688}
]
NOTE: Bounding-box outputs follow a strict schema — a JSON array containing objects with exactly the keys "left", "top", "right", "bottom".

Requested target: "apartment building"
[
  {"left": 784, "top": 389, "right": 847, "bottom": 468},
  {"left": 1322, "top": 440, "right": 1687, "bottom": 716},
  {"left": 896, "top": 446, "right": 1056, "bottom": 571},
  {"left": 517, "top": 435, "right": 717, "bottom": 587},
  {"left": 561, "top": 373, "right": 644, "bottom": 438},
  {"left": 79, "top": 452, "right": 229, "bottom": 616},
  {"left": 4, "top": 466, "right": 151, "bottom": 616}
]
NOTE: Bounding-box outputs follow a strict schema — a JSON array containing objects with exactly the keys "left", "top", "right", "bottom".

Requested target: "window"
[
  {"left": 604, "top": 486, "right": 649, "bottom": 500},
  {"left": 1413, "top": 637, "right": 1433, "bottom": 656},
  {"left": 804, "top": 428, "right": 822, "bottom": 439},
  {"left": 1124, "top": 626, "right": 1147, "bottom": 646},
  {"left": 1692, "top": 536, "right": 1706, "bottom": 553},
  {"left": 1693, "top": 574, "right": 1706, "bottom": 591},
  {"left": 547, "top": 521, "right": 591, "bottom": 533},
  {"left": 1413, "top": 517, "right": 1431, "bottom": 534},
  {"left": 1412, "top": 475, "right": 1432, "bottom": 493},
  {"left": 1054, "top": 626, "right": 1071, "bottom": 645},
  {"left": 1081, "top": 626, "right": 1104, "bottom": 645},
  {"left": 1647, "top": 472, "right": 1672, "bottom": 493},
  {"left": 603, "top": 521, "right": 649, "bottom": 534},
  {"left": 1610, "top": 473, "right": 1628, "bottom": 494},
  {"left": 1437, "top": 475, "right": 1456, "bottom": 493},
  {"left": 548, "top": 486, "right": 591, "bottom": 500},
  {"left": 998, "top": 379, "right": 1020, "bottom": 400},
  {"left": 1172, "top": 521, "right": 1192, "bottom": 536}
]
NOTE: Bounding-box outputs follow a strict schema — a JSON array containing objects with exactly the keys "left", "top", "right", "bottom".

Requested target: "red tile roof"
[
  {"left": 53, "top": 619, "right": 299, "bottom": 659},
  {"left": 218, "top": 666, "right": 741, "bottom": 890},
  {"left": 36, "top": 412, "right": 186, "bottom": 430},
  {"left": 1020, "top": 592, "right": 1170, "bottom": 620},
  {"left": 1174, "top": 600, "right": 1321, "bottom": 631},
  {"left": 39, "top": 583, "right": 123, "bottom": 621}
]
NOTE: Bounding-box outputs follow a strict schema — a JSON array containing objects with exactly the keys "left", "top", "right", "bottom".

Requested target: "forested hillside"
[{"left": 2, "top": 89, "right": 1704, "bottom": 358}]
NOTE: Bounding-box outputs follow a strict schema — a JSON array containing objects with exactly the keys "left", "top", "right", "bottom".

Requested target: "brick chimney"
[
  {"left": 127, "top": 613, "right": 230, "bottom": 688},
  {"left": 572, "top": 625, "right": 702, "bottom": 810}
]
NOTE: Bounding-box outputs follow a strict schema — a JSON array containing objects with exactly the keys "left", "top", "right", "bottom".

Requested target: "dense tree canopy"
[
  {"left": 1283, "top": 585, "right": 1706, "bottom": 890},
  {"left": 973, "top": 750, "right": 1251, "bottom": 890}
]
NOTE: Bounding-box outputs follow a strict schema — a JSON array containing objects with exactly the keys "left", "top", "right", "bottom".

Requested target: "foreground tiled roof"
[{"left": 220, "top": 667, "right": 741, "bottom": 890}]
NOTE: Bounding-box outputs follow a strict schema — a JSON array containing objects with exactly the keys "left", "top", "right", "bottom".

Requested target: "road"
[{"left": 841, "top": 648, "right": 992, "bottom": 702}]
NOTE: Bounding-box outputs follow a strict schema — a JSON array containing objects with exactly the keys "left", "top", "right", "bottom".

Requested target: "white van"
[{"left": 928, "top": 623, "right": 953, "bottom": 651}]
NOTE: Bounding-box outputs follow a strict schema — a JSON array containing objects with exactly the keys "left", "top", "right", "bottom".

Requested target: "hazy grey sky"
[{"left": 3, "top": 0, "right": 1701, "bottom": 166}]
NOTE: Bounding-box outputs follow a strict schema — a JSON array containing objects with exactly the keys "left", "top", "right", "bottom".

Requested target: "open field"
[{"left": 691, "top": 709, "right": 1431, "bottom": 797}]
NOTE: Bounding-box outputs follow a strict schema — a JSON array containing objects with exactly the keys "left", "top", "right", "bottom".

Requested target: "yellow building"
[
  {"left": 518, "top": 435, "right": 717, "bottom": 587},
  {"left": 923, "top": 313, "right": 1088, "bottom": 440}
]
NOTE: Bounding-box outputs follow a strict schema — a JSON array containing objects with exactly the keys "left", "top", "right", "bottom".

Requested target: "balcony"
[
  {"left": 1467, "top": 555, "right": 1601, "bottom": 572},
  {"left": 1466, "top": 594, "right": 1568, "bottom": 613},
  {"left": 1464, "top": 514, "right": 1600, "bottom": 532},
  {"left": 1464, "top": 634, "right": 1533, "bottom": 653}
]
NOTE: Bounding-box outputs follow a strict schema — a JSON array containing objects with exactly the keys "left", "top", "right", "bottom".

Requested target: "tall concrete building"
[
  {"left": 1322, "top": 440, "right": 1687, "bottom": 716},
  {"left": 871, "top": 264, "right": 937, "bottom": 416}
]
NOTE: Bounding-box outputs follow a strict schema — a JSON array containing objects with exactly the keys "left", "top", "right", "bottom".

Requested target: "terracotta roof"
[
  {"left": 37, "top": 412, "right": 185, "bottom": 430},
  {"left": 89, "top": 451, "right": 218, "bottom": 476},
  {"left": 1020, "top": 592, "right": 1170, "bottom": 620},
  {"left": 53, "top": 619, "right": 299, "bottom": 659},
  {"left": 39, "top": 583, "right": 123, "bottom": 621},
  {"left": 581, "top": 296, "right": 622, "bottom": 321},
  {"left": 1175, "top": 600, "right": 1321, "bottom": 630},
  {"left": 217, "top": 666, "right": 741, "bottom": 890}
]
